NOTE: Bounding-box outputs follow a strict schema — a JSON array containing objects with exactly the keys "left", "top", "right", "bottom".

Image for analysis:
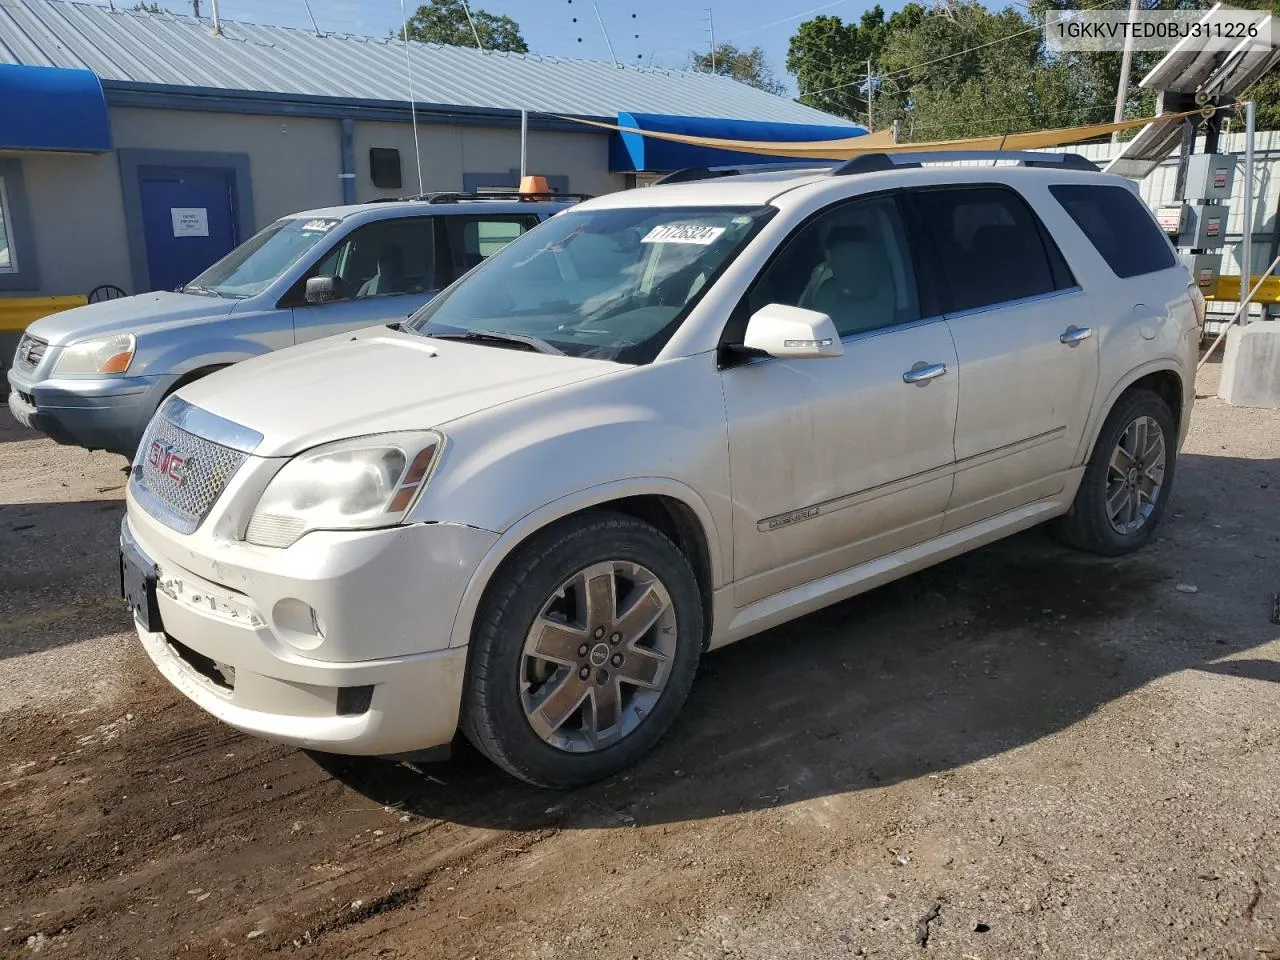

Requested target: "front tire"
[
  {"left": 461, "top": 512, "right": 704, "bottom": 788},
  {"left": 1054, "top": 387, "right": 1177, "bottom": 555}
]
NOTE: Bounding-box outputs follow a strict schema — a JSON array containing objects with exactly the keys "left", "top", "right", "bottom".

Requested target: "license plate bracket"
[{"left": 120, "top": 538, "right": 162, "bottom": 633}]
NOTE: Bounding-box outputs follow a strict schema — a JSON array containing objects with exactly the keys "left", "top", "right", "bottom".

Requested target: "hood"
[
  {"left": 27, "top": 292, "right": 238, "bottom": 345},
  {"left": 175, "top": 327, "right": 621, "bottom": 456}
]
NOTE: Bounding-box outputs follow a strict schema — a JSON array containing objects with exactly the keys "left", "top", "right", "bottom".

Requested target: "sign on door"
[{"left": 170, "top": 207, "right": 210, "bottom": 238}]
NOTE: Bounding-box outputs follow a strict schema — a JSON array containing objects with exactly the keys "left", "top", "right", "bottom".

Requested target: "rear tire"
[
  {"left": 1053, "top": 387, "right": 1176, "bottom": 556},
  {"left": 461, "top": 511, "right": 704, "bottom": 789}
]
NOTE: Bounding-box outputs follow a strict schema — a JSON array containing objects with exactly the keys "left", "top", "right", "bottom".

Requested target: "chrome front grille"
[
  {"left": 130, "top": 399, "right": 259, "bottom": 535},
  {"left": 14, "top": 333, "right": 47, "bottom": 372}
]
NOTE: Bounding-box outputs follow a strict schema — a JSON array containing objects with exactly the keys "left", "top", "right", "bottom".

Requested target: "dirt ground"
[{"left": 2, "top": 360, "right": 1279, "bottom": 960}]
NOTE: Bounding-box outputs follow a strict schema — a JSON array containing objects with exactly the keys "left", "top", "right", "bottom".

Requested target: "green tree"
[
  {"left": 786, "top": 6, "right": 911, "bottom": 125},
  {"left": 401, "top": 0, "right": 528, "bottom": 53},
  {"left": 132, "top": 2, "right": 163, "bottom": 11},
  {"left": 691, "top": 43, "right": 787, "bottom": 96}
]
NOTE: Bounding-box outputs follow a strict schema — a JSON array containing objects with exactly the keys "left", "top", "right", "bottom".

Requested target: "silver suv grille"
[
  {"left": 130, "top": 399, "right": 259, "bottom": 535},
  {"left": 14, "top": 333, "right": 48, "bottom": 372}
]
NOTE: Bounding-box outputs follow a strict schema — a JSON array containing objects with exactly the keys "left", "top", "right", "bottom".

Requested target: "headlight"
[
  {"left": 246, "top": 431, "right": 443, "bottom": 548},
  {"left": 53, "top": 334, "right": 136, "bottom": 375}
]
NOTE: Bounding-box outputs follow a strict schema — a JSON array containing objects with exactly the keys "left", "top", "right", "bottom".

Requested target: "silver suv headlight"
[
  {"left": 246, "top": 431, "right": 443, "bottom": 548},
  {"left": 52, "top": 334, "right": 136, "bottom": 375}
]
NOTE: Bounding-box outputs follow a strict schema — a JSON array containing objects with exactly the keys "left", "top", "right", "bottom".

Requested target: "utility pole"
[
  {"left": 867, "top": 58, "right": 874, "bottom": 131},
  {"left": 192, "top": 0, "right": 200, "bottom": 16},
  {"left": 1111, "top": 0, "right": 1140, "bottom": 142}
]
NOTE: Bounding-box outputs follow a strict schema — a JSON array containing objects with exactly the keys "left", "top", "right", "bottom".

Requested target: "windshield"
[
  {"left": 407, "top": 205, "right": 774, "bottom": 363},
  {"left": 186, "top": 216, "right": 343, "bottom": 298}
]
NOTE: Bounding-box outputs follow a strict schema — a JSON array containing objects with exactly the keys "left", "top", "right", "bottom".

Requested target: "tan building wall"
[
  {"left": 1, "top": 149, "right": 132, "bottom": 297},
  {"left": 353, "top": 120, "right": 625, "bottom": 200},
  {"left": 110, "top": 107, "right": 345, "bottom": 226}
]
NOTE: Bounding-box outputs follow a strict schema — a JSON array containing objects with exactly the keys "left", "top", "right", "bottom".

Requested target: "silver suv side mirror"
[
  {"left": 743, "top": 304, "right": 844, "bottom": 360},
  {"left": 305, "top": 275, "right": 344, "bottom": 305}
]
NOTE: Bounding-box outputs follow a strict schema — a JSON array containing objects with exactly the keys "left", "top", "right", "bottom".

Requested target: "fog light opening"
[
  {"left": 336, "top": 685, "right": 374, "bottom": 717},
  {"left": 272, "top": 598, "right": 327, "bottom": 651}
]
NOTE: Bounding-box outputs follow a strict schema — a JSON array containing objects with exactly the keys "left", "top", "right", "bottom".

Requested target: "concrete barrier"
[{"left": 1219, "top": 320, "right": 1280, "bottom": 409}]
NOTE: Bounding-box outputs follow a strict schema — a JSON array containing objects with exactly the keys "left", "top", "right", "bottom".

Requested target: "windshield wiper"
[
  {"left": 427, "top": 330, "right": 563, "bottom": 356},
  {"left": 179, "top": 284, "right": 221, "bottom": 298}
]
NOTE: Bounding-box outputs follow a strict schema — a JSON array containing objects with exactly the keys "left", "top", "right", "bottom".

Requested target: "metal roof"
[{"left": 0, "top": 0, "right": 852, "bottom": 126}]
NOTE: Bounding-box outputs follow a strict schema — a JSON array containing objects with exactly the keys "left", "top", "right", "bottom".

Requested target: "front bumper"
[
  {"left": 6, "top": 369, "right": 173, "bottom": 454},
  {"left": 123, "top": 510, "right": 498, "bottom": 756}
]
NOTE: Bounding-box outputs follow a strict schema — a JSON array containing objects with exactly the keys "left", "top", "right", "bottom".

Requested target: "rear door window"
[
  {"left": 1049, "top": 183, "right": 1176, "bottom": 278},
  {"left": 909, "top": 186, "right": 1073, "bottom": 314},
  {"left": 442, "top": 214, "right": 540, "bottom": 281}
]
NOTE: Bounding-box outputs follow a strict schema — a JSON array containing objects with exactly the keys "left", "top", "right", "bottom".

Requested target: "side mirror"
[
  {"left": 743, "top": 304, "right": 844, "bottom": 360},
  {"left": 305, "top": 275, "right": 344, "bottom": 305}
]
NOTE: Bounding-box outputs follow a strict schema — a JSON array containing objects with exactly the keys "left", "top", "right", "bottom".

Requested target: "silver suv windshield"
[
  {"left": 185, "top": 216, "right": 342, "bottom": 298},
  {"left": 407, "top": 205, "right": 774, "bottom": 363}
]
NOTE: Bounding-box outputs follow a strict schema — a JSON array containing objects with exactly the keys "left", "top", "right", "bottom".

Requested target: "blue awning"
[
  {"left": 0, "top": 63, "right": 112, "bottom": 153},
  {"left": 609, "top": 112, "right": 867, "bottom": 173}
]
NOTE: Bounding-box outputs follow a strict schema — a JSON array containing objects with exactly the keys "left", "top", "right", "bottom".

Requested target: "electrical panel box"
[
  {"left": 1179, "top": 203, "right": 1229, "bottom": 249},
  {"left": 1183, "top": 153, "right": 1237, "bottom": 202},
  {"left": 1156, "top": 203, "right": 1187, "bottom": 236},
  {"left": 1181, "top": 252, "right": 1220, "bottom": 293}
]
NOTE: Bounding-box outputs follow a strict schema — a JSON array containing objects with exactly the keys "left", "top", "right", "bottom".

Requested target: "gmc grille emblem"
[{"left": 147, "top": 440, "right": 192, "bottom": 484}]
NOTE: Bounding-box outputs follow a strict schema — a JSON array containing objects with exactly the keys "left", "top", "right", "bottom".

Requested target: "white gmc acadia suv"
[{"left": 121, "top": 153, "right": 1203, "bottom": 788}]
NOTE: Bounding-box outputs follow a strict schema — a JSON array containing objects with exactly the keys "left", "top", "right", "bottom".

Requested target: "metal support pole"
[
  {"left": 1111, "top": 0, "right": 1140, "bottom": 143},
  {"left": 1242, "top": 100, "right": 1255, "bottom": 325},
  {"left": 520, "top": 109, "right": 528, "bottom": 181},
  {"left": 707, "top": 9, "right": 716, "bottom": 72},
  {"left": 867, "top": 58, "right": 874, "bottom": 132},
  {"left": 1173, "top": 118, "right": 1196, "bottom": 202},
  {"left": 593, "top": 3, "right": 618, "bottom": 67},
  {"left": 209, "top": 0, "right": 221, "bottom": 35}
]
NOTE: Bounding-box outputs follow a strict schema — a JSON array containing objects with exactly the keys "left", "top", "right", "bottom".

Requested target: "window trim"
[
  {"left": 720, "top": 188, "right": 930, "bottom": 362},
  {"left": 900, "top": 182, "right": 1076, "bottom": 317},
  {"left": 0, "top": 158, "right": 40, "bottom": 292}
]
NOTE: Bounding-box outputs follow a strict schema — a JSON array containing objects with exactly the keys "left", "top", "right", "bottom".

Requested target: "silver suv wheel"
[{"left": 1106, "top": 414, "right": 1167, "bottom": 535}]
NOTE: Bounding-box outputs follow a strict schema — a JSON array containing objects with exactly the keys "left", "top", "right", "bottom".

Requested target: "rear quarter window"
[{"left": 1049, "top": 183, "right": 1176, "bottom": 279}]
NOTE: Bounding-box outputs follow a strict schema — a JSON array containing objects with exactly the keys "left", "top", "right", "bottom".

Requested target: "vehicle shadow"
[
  {"left": 315, "top": 449, "right": 1280, "bottom": 829},
  {"left": 0, "top": 498, "right": 132, "bottom": 659}
]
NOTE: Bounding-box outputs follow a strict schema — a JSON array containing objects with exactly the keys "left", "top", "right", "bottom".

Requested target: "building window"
[
  {"left": 0, "top": 177, "right": 15, "bottom": 274},
  {"left": 0, "top": 157, "right": 39, "bottom": 291}
]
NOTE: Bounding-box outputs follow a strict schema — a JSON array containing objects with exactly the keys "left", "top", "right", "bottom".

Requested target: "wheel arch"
[
  {"left": 446, "top": 478, "right": 723, "bottom": 651},
  {"left": 1076, "top": 361, "right": 1188, "bottom": 465}
]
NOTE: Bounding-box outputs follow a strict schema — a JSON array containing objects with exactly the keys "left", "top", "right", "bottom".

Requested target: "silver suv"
[
  {"left": 7, "top": 192, "right": 581, "bottom": 454},
  {"left": 121, "top": 153, "right": 1202, "bottom": 788}
]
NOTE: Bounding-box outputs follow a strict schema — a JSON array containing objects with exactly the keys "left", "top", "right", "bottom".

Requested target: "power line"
[{"left": 800, "top": 0, "right": 1126, "bottom": 100}]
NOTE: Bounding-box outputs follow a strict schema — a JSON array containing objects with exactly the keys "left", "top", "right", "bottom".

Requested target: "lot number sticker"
[
  {"left": 171, "top": 208, "right": 210, "bottom": 238},
  {"left": 642, "top": 224, "right": 726, "bottom": 245}
]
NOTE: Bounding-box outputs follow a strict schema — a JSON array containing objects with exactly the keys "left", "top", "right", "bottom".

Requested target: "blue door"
[{"left": 138, "top": 166, "right": 238, "bottom": 292}]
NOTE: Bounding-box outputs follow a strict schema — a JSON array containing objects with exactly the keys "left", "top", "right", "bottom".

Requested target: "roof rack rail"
[
  {"left": 832, "top": 151, "right": 1099, "bottom": 175},
  {"left": 367, "top": 190, "right": 594, "bottom": 204},
  {"left": 654, "top": 162, "right": 837, "bottom": 185}
]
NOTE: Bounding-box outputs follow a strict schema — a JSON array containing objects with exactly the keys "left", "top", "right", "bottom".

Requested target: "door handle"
[
  {"left": 902, "top": 361, "right": 948, "bottom": 384},
  {"left": 1060, "top": 325, "right": 1093, "bottom": 345}
]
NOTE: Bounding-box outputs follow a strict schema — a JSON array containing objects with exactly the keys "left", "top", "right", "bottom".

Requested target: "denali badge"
[{"left": 147, "top": 440, "right": 192, "bottom": 484}]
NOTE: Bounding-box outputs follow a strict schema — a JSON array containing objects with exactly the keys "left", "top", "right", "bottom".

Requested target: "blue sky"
[{"left": 126, "top": 0, "right": 906, "bottom": 90}]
